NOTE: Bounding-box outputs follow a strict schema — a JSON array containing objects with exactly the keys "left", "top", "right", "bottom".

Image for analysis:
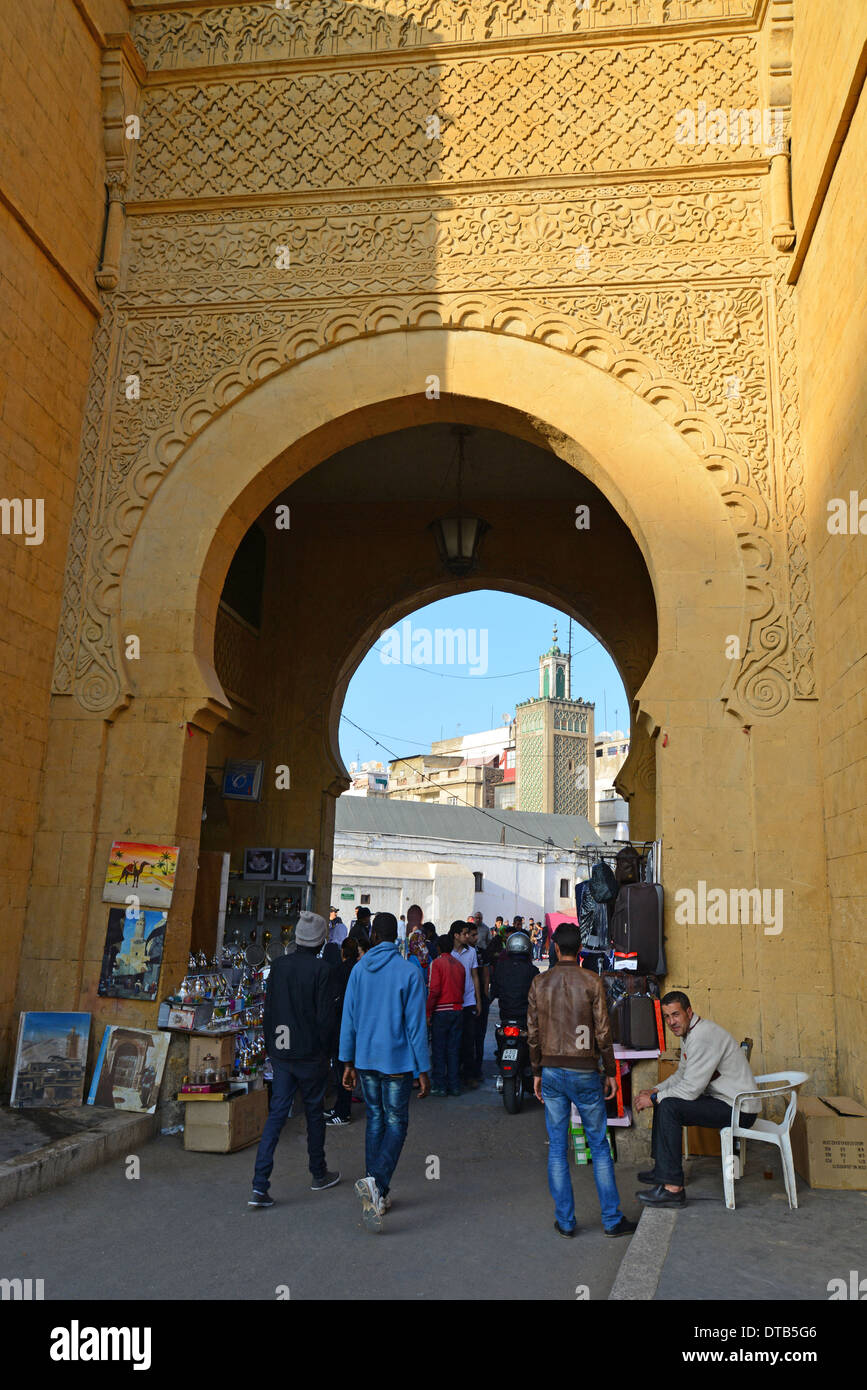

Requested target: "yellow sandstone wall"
[
  {"left": 792, "top": 1, "right": 867, "bottom": 1102},
  {"left": 0, "top": 0, "right": 128, "bottom": 1077}
]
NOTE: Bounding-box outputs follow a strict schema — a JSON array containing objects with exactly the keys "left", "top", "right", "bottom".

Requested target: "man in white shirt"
[
  {"left": 450, "top": 920, "right": 481, "bottom": 1089},
  {"left": 633, "top": 991, "right": 759, "bottom": 1207}
]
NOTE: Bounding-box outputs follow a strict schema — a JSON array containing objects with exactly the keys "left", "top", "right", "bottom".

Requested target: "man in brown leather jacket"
[{"left": 527, "top": 922, "right": 636, "bottom": 1238}]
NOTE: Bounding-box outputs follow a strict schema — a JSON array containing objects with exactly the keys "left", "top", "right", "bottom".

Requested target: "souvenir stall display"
[
  {"left": 158, "top": 949, "right": 267, "bottom": 1093},
  {"left": 222, "top": 883, "right": 311, "bottom": 961},
  {"left": 568, "top": 840, "right": 666, "bottom": 1149}
]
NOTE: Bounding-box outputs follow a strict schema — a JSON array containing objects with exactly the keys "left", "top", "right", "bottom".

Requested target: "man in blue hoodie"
[{"left": 339, "top": 912, "right": 430, "bottom": 1232}]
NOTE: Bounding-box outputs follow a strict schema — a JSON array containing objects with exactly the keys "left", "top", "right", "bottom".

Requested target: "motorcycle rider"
[{"left": 490, "top": 931, "right": 539, "bottom": 1026}]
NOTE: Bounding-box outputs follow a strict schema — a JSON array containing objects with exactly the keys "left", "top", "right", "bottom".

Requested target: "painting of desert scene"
[{"left": 103, "top": 841, "right": 179, "bottom": 908}]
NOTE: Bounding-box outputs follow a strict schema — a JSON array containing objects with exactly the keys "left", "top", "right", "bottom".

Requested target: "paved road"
[{"left": 2, "top": 1022, "right": 642, "bottom": 1301}]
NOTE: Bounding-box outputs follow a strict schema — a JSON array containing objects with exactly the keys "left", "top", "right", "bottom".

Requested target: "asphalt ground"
[{"left": 1, "top": 1009, "right": 640, "bottom": 1301}]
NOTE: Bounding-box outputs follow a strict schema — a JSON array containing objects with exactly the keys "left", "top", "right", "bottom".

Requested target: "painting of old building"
[{"left": 10, "top": 1014, "right": 91, "bottom": 1109}]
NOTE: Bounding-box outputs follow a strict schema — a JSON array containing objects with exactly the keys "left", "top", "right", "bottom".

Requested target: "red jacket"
[{"left": 426, "top": 951, "right": 465, "bottom": 1019}]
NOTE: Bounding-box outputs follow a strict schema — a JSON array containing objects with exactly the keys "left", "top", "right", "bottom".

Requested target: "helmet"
[{"left": 505, "top": 931, "right": 531, "bottom": 955}]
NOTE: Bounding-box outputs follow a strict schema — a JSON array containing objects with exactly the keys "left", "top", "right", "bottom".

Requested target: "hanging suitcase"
[
  {"left": 610, "top": 994, "right": 658, "bottom": 1050},
  {"left": 604, "top": 971, "right": 659, "bottom": 1010},
  {"left": 610, "top": 883, "right": 665, "bottom": 975},
  {"left": 615, "top": 843, "right": 641, "bottom": 886}
]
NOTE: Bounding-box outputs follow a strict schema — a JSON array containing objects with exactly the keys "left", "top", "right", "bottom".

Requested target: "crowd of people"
[{"left": 248, "top": 903, "right": 761, "bottom": 1240}]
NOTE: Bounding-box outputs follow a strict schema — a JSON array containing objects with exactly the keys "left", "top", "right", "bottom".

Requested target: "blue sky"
[{"left": 339, "top": 591, "right": 628, "bottom": 773}]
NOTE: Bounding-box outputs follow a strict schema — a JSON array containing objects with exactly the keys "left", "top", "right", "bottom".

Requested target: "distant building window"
[
  {"left": 596, "top": 747, "right": 603, "bottom": 758},
  {"left": 559, "top": 878, "right": 571, "bottom": 898},
  {"left": 607, "top": 746, "right": 617, "bottom": 756},
  {"left": 621, "top": 744, "right": 628, "bottom": 753},
  {"left": 473, "top": 871, "right": 483, "bottom": 892},
  {"left": 448, "top": 796, "right": 458, "bottom": 805},
  {"left": 360, "top": 893, "right": 370, "bottom": 905}
]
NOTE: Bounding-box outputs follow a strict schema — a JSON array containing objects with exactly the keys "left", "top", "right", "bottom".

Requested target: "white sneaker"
[{"left": 354, "top": 1175, "right": 384, "bottom": 1232}]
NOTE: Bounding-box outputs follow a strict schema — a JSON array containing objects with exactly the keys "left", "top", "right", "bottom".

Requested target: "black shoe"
[
  {"left": 637, "top": 1183, "right": 686, "bottom": 1207},
  {"left": 604, "top": 1217, "right": 638, "bottom": 1237},
  {"left": 311, "top": 1170, "right": 341, "bottom": 1190},
  {"left": 325, "top": 1114, "right": 351, "bottom": 1126},
  {"left": 637, "top": 1169, "right": 660, "bottom": 1184},
  {"left": 248, "top": 1191, "right": 274, "bottom": 1208},
  {"left": 554, "top": 1221, "right": 578, "bottom": 1237}
]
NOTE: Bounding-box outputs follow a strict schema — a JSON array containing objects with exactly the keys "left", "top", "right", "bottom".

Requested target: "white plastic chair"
[{"left": 720, "top": 1071, "right": 809, "bottom": 1211}]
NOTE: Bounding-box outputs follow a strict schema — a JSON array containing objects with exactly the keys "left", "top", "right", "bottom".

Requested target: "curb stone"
[
  {"left": 0, "top": 1111, "right": 158, "bottom": 1210},
  {"left": 609, "top": 1207, "right": 678, "bottom": 1300}
]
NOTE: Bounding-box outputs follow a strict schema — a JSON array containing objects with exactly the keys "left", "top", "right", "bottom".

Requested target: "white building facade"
[{"left": 331, "top": 799, "right": 601, "bottom": 927}]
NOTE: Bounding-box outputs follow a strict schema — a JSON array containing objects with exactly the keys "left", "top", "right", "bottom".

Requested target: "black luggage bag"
[{"left": 610, "top": 883, "right": 665, "bottom": 975}]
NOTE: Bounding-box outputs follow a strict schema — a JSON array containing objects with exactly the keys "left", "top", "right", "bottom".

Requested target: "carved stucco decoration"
[
  {"left": 131, "top": 0, "right": 758, "bottom": 69},
  {"left": 54, "top": 6, "right": 813, "bottom": 715},
  {"left": 123, "top": 181, "right": 766, "bottom": 302},
  {"left": 56, "top": 293, "right": 795, "bottom": 719},
  {"left": 130, "top": 37, "right": 761, "bottom": 202}
]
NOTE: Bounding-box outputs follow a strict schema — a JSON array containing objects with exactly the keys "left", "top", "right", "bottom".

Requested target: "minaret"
[
  {"left": 539, "top": 623, "right": 571, "bottom": 700},
  {"left": 516, "top": 625, "right": 594, "bottom": 816}
]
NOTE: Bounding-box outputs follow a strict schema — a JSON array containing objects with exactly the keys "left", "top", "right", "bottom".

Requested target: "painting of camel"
[{"left": 103, "top": 841, "right": 180, "bottom": 908}]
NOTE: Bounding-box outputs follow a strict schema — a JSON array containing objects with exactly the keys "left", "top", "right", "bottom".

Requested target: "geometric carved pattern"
[
  {"left": 132, "top": 1, "right": 758, "bottom": 70},
  {"left": 554, "top": 734, "right": 589, "bottom": 818},
  {"left": 518, "top": 733, "right": 544, "bottom": 813},
  {"left": 213, "top": 604, "right": 259, "bottom": 709},
  {"left": 131, "top": 39, "right": 761, "bottom": 202}
]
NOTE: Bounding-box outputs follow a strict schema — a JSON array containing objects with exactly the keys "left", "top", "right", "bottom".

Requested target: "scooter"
[{"left": 495, "top": 1018, "right": 534, "bottom": 1113}]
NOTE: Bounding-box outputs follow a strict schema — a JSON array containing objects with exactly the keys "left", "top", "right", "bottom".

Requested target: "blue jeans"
[
  {"left": 358, "top": 1070, "right": 412, "bottom": 1197},
  {"left": 430, "top": 1011, "right": 462, "bottom": 1091},
  {"left": 252, "top": 1059, "right": 328, "bottom": 1192},
  {"left": 542, "top": 1067, "right": 624, "bottom": 1231}
]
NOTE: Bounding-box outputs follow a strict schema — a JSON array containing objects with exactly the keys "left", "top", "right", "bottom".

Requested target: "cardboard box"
[
  {"left": 188, "top": 1033, "right": 236, "bottom": 1073},
  {"left": 658, "top": 1059, "right": 721, "bottom": 1156},
  {"left": 790, "top": 1096, "right": 867, "bottom": 1190},
  {"left": 183, "top": 1087, "right": 269, "bottom": 1153}
]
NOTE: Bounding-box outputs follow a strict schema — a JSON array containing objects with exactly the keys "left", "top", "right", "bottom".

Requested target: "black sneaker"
[
  {"left": 248, "top": 1191, "right": 274, "bottom": 1208},
  {"left": 604, "top": 1217, "right": 638, "bottom": 1237},
  {"left": 311, "top": 1169, "right": 341, "bottom": 1191},
  {"left": 325, "top": 1114, "right": 351, "bottom": 1126},
  {"left": 554, "top": 1220, "right": 578, "bottom": 1238}
]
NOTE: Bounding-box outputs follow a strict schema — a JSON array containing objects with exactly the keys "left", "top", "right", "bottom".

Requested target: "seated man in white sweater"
[{"left": 633, "top": 991, "right": 759, "bottom": 1207}]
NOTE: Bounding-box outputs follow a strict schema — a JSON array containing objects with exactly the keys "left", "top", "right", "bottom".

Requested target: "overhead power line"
[{"left": 340, "top": 712, "right": 591, "bottom": 859}]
